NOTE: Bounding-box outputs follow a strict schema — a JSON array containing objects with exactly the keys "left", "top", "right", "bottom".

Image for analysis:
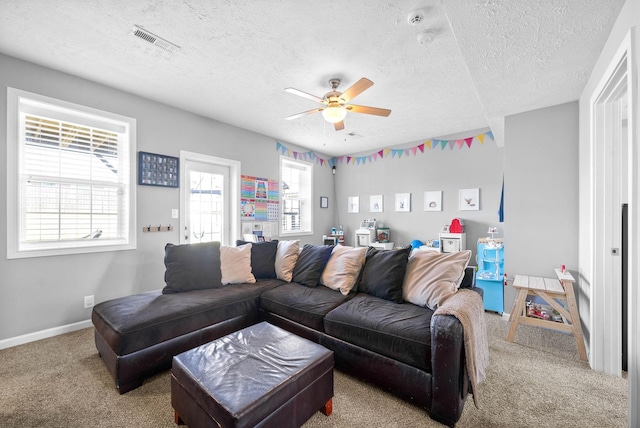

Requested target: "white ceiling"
[{"left": 0, "top": 0, "right": 625, "bottom": 157}]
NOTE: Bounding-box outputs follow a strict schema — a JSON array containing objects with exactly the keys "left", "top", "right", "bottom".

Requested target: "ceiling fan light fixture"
[{"left": 322, "top": 103, "right": 347, "bottom": 123}]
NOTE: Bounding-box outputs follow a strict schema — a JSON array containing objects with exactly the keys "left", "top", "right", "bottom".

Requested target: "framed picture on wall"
[
  {"left": 138, "top": 151, "right": 179, "bottom": 188},
  {"left": 395, "top": 193, "right": 411, "bottom": 212},
  {"left": 348, "top": 196, "right": 360, "bottom": 213},
  {"left": 459, "top": 188, "right": 480, "bottom": 211},
  {"left": 424, "top": 191, "right": 442, "bottom": 211},
  {"left": 370, "top": 195, "right": 383, "bottom": 213}
]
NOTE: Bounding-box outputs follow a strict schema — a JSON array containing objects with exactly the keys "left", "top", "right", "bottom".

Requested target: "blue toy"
[{"left": 410, "top": 239, "right": 423, "bottom": 249}]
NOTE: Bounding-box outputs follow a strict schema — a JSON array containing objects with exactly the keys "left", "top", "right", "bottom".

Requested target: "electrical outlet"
[
  {"left": 171, "top": 209, "right": 179, "bottom": 219},
  {"left": 84, "top": 295, "right": 95, "bottom": 309}
]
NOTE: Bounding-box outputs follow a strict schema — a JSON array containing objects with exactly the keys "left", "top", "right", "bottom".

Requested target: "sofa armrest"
[
  {"left": 459, "top": 266, "right": 476, "bottom": 289},
  {"left": 429, "top": 311, "right": 468, "bottom": 427}
]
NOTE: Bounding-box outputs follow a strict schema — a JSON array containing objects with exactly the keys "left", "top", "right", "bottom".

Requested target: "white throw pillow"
[
  {"left": 320, "top": 245, "right": 367, "bottom": 295},
  {"left": 402, "top": 250, "right": 471, "bottom": 310},
  {"left": 220, "top": 243, "right": 256, "bottom": 285},
  {"left": 275, "top": 240, "right": 300, "bottom": 282}
]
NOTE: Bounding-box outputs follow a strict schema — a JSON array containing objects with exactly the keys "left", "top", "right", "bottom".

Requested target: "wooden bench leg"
[
  {"left": 321, "top": 398, "right": 333, "bottom": 416},
  {"left": 507, "top": 288, "right": 528, "bottom": 342},
  {"left": 174, "top": 410, "right": 184, "bottom": 425}
]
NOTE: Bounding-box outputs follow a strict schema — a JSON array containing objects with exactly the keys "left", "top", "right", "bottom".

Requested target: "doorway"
[
  {"left": 179, "top": 151, "right": 241, "bottom": 246},
  {"left": 590, "top": 41, "right": 629, "bottom": 376}
]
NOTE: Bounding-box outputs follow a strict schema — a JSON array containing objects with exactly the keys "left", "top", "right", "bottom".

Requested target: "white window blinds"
[
  {"left": 280, "top": 157, "right": 312, "bottom": 234},
  {"left": 7, "top": 88, "right": 136, "bottom": 258}
]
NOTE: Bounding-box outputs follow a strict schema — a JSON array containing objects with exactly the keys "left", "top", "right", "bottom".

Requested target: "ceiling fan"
[{"left": 284, "top": 77, "right": 391, "bottom": 131}]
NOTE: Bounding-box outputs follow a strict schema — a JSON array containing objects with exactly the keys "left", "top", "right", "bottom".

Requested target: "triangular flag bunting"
[{"left": 276, "top": 130, "right": 488, "bottom": 168}]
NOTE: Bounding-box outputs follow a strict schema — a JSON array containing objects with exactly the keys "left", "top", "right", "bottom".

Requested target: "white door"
[{"left": 180, "top": 151, "right": 240, "bottom": 246}]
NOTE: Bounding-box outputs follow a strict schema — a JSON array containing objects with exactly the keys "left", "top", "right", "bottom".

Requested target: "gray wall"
[
  {"left": 503, "top": 102, "right": 579, "bottom": 311},
  {"left": 0, "top": 52, "right": 581, "bottom": 343},
  {"left": 332, "top": 133, "right": 505, "bottom": 259},
  {"left": 0, "top": 54, "right": 333, "bottom": 341}
]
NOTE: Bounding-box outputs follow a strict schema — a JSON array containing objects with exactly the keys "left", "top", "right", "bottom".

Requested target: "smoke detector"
[
  {"left": 417, "top": 30, "right": 436, "bottom": 45},
  {"left": 131, "top": 25, "right": 180, "bottom": 53},
  {"left": 407, "top": 10, "right": 425, "bottom": 26}
]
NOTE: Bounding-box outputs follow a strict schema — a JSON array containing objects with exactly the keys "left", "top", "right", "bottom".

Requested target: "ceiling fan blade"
[
  {"left": 334, "top": 121, "right": 345, "bottom": 131},
  {"left": 284, "top": 87, "right": 325, "bottom": 104},
  {"left": 285, "top": 108, "right": 323, "bottom": 120},
  {"left": 346, "top": 104, "right": 391, "bottom": 117},
  {"left": 340, "top": 78, "right": 373, "bottom": 102}
]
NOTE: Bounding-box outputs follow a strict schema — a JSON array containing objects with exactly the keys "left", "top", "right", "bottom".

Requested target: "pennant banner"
[
  {"left": 276, "top": 131, "right": 493, "bottom": 167},
  {"left": 275, "top": 141, "right": 332, "bottom": 167}
]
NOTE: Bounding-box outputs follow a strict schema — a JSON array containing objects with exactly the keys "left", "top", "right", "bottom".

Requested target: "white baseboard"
[
  {"left": 502, "top": 312, "right": 510, "bottom": 321},
  {"left": 0, "top": 319, "right": 92, "bottom": 350}
]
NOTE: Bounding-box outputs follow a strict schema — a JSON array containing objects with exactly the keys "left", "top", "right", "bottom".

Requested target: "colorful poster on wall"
[
  {"left": 241, "top": 175, "right": 279, "bottom": 223},
  {"left": 241, "top": 200, "right": 255, "bottom": 218},
  {"left": 255, "top": 179, "right": 268, "bottom": 199}
]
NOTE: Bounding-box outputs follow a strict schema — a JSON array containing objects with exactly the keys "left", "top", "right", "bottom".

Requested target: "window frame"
[
  {"left": 6, "top": 88, "right": 137, "bottom": 259},
  {"left": 279, "top": 156, "right": 313, "bottom": 236}
]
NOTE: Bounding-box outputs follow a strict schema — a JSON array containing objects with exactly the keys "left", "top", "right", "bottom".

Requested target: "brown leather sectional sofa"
[{"left": 92, "top": 241, "right": 479, "bottom": 427}]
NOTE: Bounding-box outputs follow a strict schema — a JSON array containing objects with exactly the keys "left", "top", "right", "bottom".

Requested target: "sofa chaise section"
[{"left": 92, "top": 280, "right": 283, "bottom": 393}]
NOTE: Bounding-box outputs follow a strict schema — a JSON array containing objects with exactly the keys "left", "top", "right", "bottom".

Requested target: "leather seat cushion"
[
  {"left": 323, "top": 293, "right": 434, "bottom": 371},
  {"left": 172, "top": 322, "right": 333, "bottom": 428},
  {"left": 260, "top": 282, "right": 352, "bottom": 331},
  {"left": 92, "top": 279, "right": 285, "bottom": 355}
]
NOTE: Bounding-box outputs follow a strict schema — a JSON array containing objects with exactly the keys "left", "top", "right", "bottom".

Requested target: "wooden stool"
[{"left": 507, "top": 268, "right": 587, "bottom": 361}]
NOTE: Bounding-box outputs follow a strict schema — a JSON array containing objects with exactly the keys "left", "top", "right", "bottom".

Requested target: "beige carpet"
[{"left": 0, "top": 314, "right": 627, "bottom": 427}]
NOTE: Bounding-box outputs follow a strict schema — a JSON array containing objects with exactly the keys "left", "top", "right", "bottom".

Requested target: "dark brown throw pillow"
[
  {"left": 236, "top": 239, "right": 279, "bottom": 279},
  {"left": 162, "top": 241, "right": 222, "bottom": 294},
  {"left": 358, "top": 246, "right": 411, "bottom": 303},
  {"left": 291, "top": 244, "right": 334, "bottom": 287}
]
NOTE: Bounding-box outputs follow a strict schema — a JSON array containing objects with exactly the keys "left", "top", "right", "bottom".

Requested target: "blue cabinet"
[{"left": 476, "top": 238, "right": 504, "bottom": 313}]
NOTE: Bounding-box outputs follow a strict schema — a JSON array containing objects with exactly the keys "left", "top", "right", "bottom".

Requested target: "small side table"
[{"left": 506, "top": 268, "right": 587, "bottom": 361}]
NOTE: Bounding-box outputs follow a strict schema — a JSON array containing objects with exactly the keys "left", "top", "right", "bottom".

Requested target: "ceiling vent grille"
[{"left": 131, "top": 25, "right": 180, "bottom": 53}]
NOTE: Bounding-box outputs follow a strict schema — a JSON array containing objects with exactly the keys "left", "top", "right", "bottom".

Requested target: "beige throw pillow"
[
  {"left": 403, "top": 250, "right": 471, "bottom": 310},
  {"left": 320, "top": 245, "right": 367, "bottom": 295},
  {"left": 220, "top": 243, "right": 256, "bottom": 285},
  {"left": 275, "top": 240, "right": 300, "bottom": 282}
]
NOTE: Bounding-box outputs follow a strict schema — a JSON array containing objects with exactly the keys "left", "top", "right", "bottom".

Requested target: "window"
[
  {"left": 7, "top": 88, "right": 136, "bottom": 258},
  {"left": 280, "top": 156, "right": 313, "bottom": 235}
]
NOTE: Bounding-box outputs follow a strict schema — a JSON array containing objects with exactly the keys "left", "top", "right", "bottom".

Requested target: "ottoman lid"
[{"left": 172, "top": 322, "right": 333, "bottom": 427}]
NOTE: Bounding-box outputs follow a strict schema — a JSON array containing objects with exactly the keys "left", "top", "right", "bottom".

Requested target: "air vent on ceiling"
[{"left": 131, "top": 25, "right": 180, "bottom": 53}]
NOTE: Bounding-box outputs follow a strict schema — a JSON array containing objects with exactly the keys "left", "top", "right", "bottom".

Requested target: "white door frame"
[
  {"left": 179, "top": 151, "right": 241, "bottom": 246},
  {"left": 587, "top": 28, "right": 637, "bottom": 426}
]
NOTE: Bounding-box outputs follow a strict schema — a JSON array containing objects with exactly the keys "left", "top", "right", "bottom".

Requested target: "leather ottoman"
[{"left": 171, "top": 322, "right": 334, "bottom": 428}]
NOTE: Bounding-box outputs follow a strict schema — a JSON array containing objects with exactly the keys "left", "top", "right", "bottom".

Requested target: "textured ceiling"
[{"left": 0, "top": 0, "right": 625, "bottom": 156}]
